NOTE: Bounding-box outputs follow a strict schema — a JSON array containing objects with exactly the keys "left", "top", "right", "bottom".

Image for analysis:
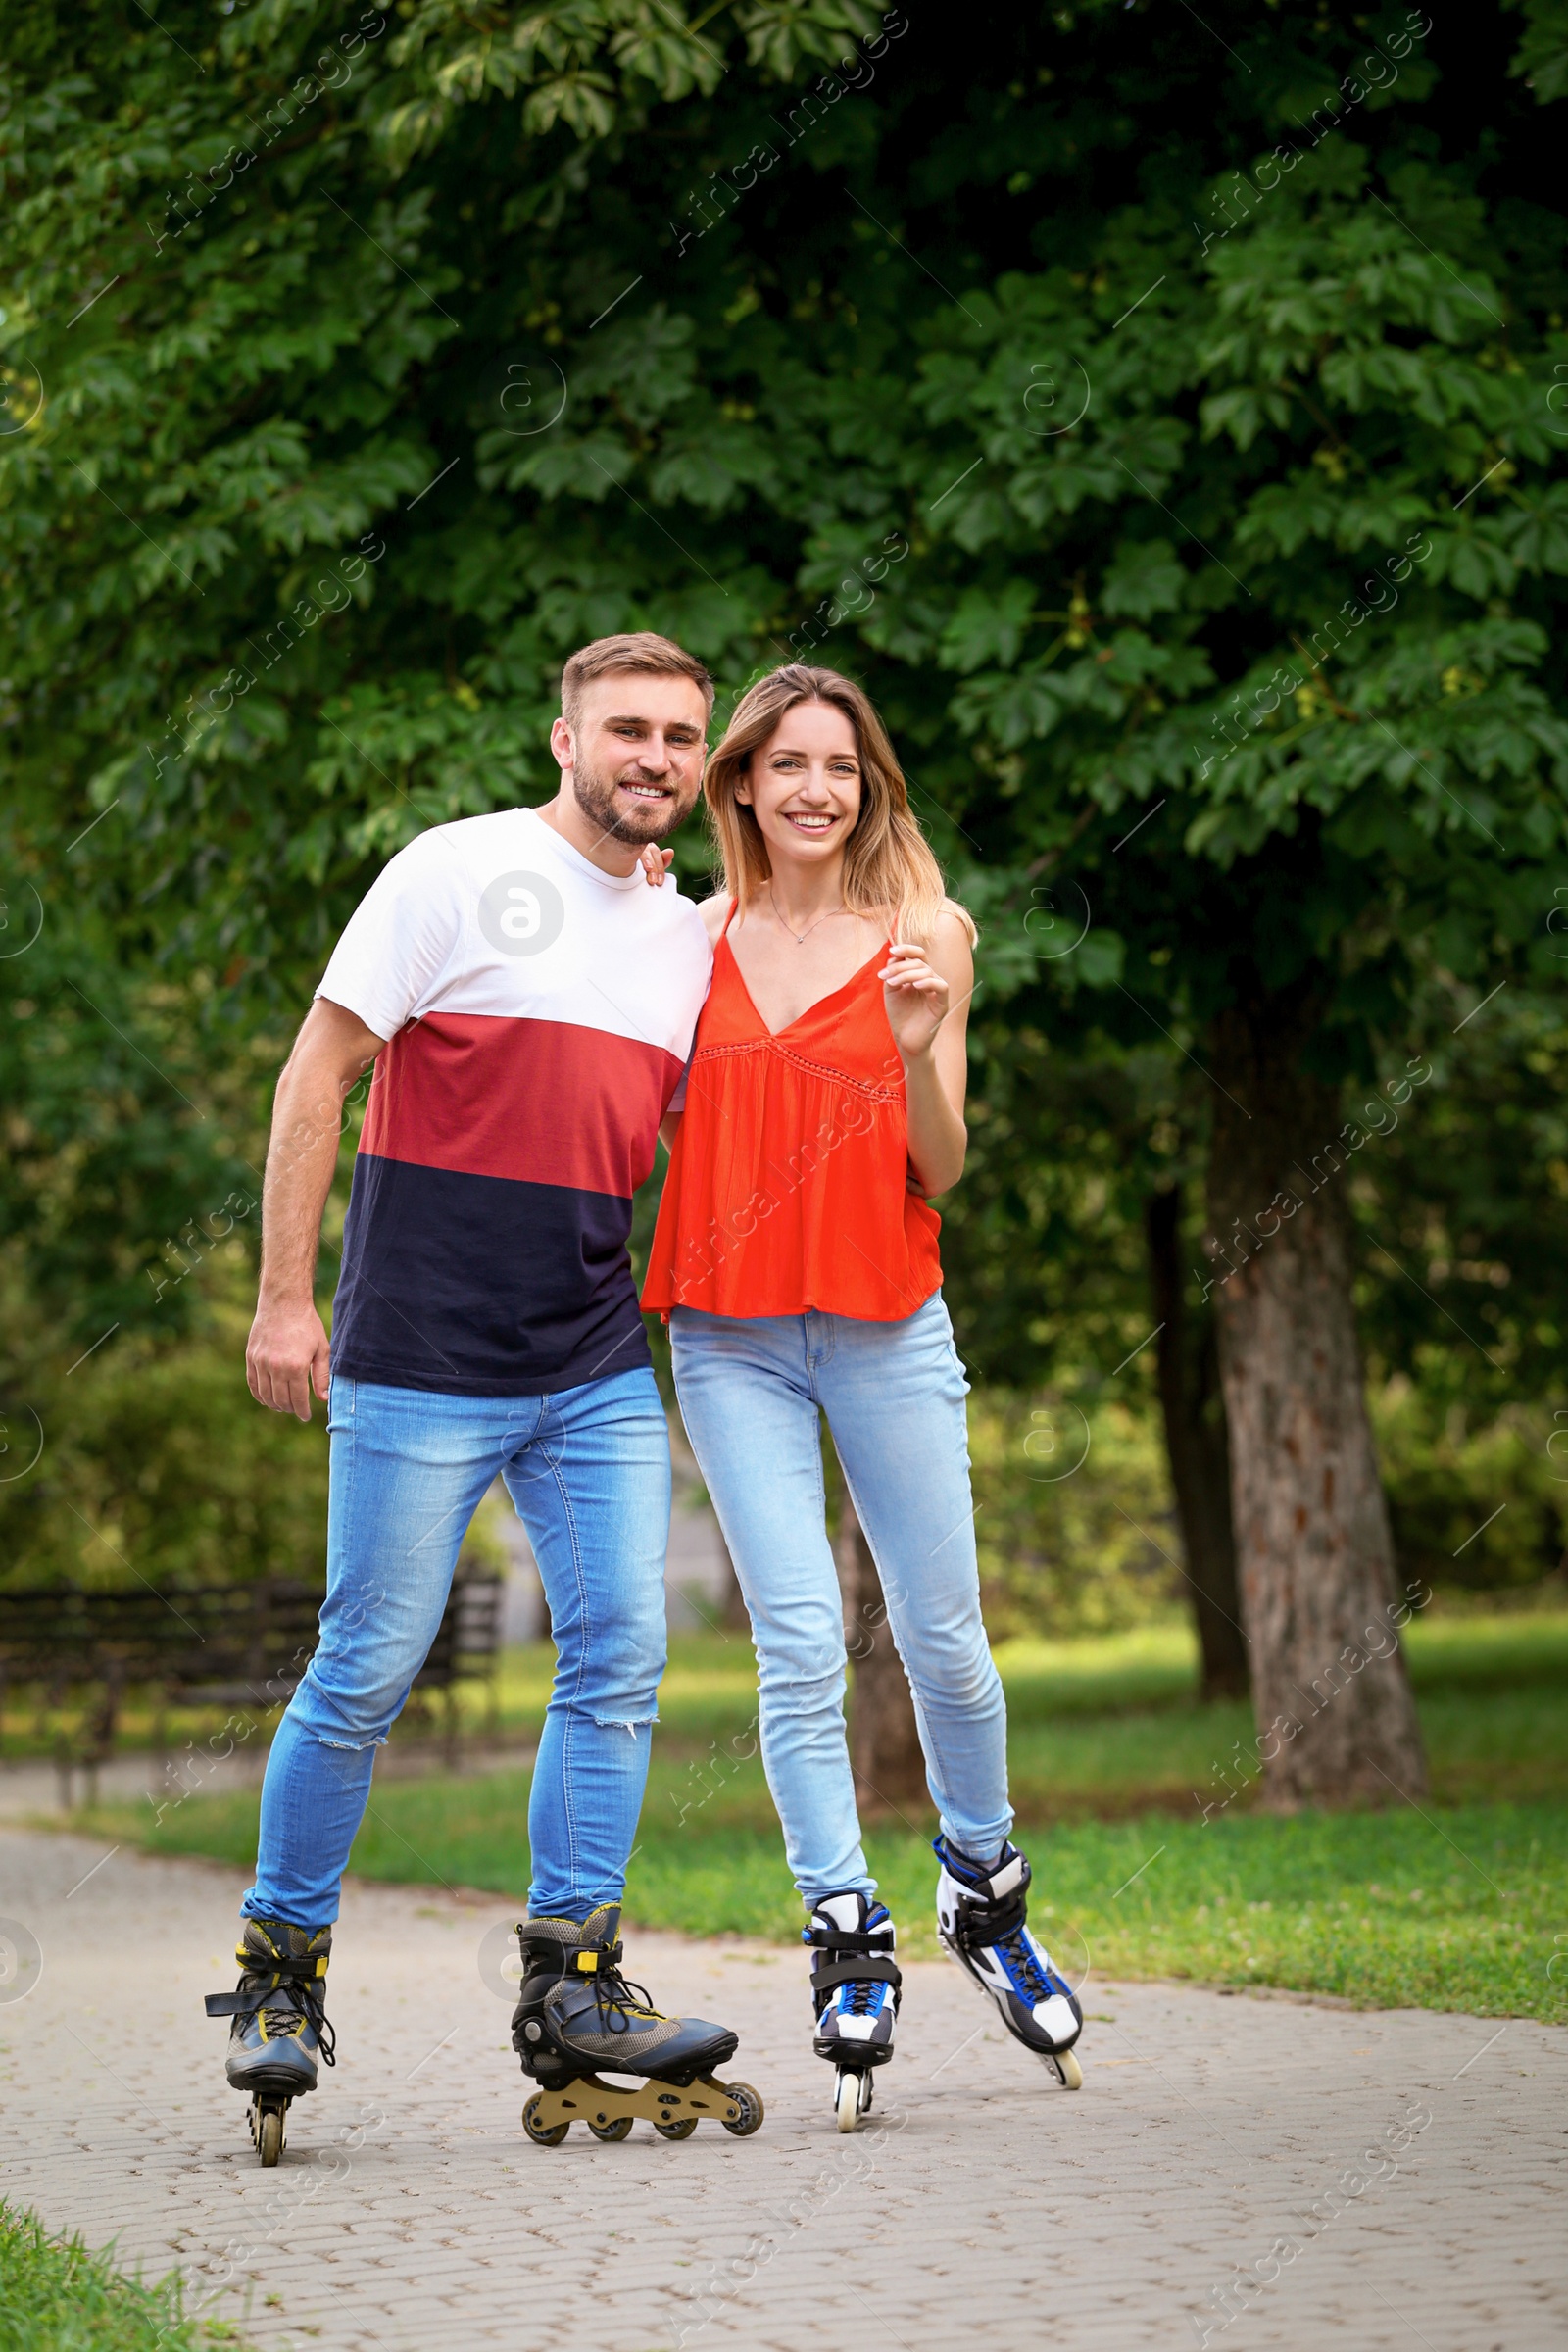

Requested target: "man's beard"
[{"left": 572, "top": 755, "right": 696, "bottom": 846}]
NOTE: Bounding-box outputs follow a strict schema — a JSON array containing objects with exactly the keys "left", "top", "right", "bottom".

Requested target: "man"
[{"left": 207, "top": 633, "right": 742, "bottom": 2142}]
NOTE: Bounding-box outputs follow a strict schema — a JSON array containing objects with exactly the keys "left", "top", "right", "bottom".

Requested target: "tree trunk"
[
  {"left": 1205, "top": 997, "right": 1427, "bottom": 1808},
  {"left": 1146, "top": 1186, "right": 1250, "bottom": 1701},
  {"left": 835, "top": 1488, "right": 929, "bottom": 1817}
]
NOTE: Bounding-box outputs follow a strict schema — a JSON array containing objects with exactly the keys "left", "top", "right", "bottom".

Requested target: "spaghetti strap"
[{"left": 641, "top": 905, "right": 943, "bottom": 1323}]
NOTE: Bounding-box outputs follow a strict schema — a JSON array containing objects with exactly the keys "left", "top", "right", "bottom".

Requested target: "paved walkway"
[{"left": 0, "top": 1831, "right": 1562, "bottom": 2351}]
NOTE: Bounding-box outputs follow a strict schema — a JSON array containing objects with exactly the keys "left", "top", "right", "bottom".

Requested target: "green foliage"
[
  {"left": 0, "top": 2204, "right": 238, "bottom": 2352},
  {"left": 1510, "top": 0, "right": 1568, "bottom": 105},
  {"left": 5, "top": 0, "right": 1563, "bottom": 1022},
  {"left": 1352, "top": 981, "right": 1568, "bottom": 1412},
  {"left": 0, "top": 1314, "right": 329, "bottom": 1592},
  {"left": 1371, "top": 1387, "right": 1567, "bottom": 1592},
  {"left": 0, "top": 956, "right": 267, "bottom": 1351},
  {"left": 3, "top": 0, "right": 1568, "bottom": 1609},
  {"left": 969, "top": 1393, "right": 1181, "bottom": 1638}
]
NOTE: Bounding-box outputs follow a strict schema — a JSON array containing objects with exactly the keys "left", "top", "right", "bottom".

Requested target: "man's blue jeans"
[{"left": 243, "top": 1367, "right": 669, "bottom": 1929}]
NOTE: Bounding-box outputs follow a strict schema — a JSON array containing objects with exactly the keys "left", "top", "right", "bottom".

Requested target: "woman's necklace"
[{"left": 766, "top": 888, "right": 855, "bottom": 947}]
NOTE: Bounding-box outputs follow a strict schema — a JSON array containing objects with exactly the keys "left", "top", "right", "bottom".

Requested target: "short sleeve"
[
  {"left": 316, "top": 836, "right": 460, "bottom": 1042},
  {"left": 666, "top": 1054, "right": 693, "bottom": 1114}
]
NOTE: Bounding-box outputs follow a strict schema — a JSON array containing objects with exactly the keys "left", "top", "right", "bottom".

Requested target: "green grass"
[
  {"left": 0, "top": 2204, "right": 246, "bottom": 2352},
  {"left": 70, "top": 1611, "right": 1568, "bottom": 2024}
]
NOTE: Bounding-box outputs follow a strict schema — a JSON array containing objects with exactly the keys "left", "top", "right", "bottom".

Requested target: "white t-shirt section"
[{"left": 317, "top": 805, "right": 710, "bottom": 1055}]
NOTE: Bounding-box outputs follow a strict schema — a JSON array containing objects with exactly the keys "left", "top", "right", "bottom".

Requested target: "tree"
[
  {"left": 6, "top": 0, "right": 1568, "bottom": 1807},
  {"left": 938, "top": 1018, "right": 1249, "bottom": 1692},
  {"left": 1147, "top": 1185, "right": 1248, "bottom": 1699}
]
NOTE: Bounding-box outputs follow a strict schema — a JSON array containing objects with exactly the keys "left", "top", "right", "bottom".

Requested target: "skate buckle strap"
[
  {"left": 231, "top": 1943, "right": 329, "bottom": 1980},
  {"left": 802, "top": 1925, "right": 895, "bottom": 1953},
  {"left": 808, "top": 1956, "right": 903, "bottom": 1994},
  {"left": 951, "top": 1884, "right": 1029, "bottom": 1951},
  {"left": 946, "top": 1845, "right": 1033, "bottom": 1952},
  {"left": 574, "top": 1943, "right": 624, "bottom": 1973},
  {"left": 989, "top": 1852, "right": 1028, "bottom": 1897}
]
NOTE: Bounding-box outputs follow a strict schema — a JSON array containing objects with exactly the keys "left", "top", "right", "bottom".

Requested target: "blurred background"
[{"left": 2, "top": 0, "right": 1566, "bottom": 2015}]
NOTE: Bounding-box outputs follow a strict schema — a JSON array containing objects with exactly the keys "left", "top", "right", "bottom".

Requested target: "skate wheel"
[
  {"left": 720, "top": 2081, "right": 764, "bottom": 2138},
  {"left": 654, "top": 2116, "right": 699, "bottom": 2141},
  {"left": 522, "top": 2094, "right": 569, "bottom": 2147},
  {"left": 588, "top": 2116, "right": 634, "bottom": 2142},
  {"left": 1049, "top": 2048, "right": 1083, "bottom": 2090},
  {"left": 256, "top": 2105, "right": 284, "bottom": 2167},
  {"left": 834, "top": 2071, "right": 861, "bottom": 2133}
]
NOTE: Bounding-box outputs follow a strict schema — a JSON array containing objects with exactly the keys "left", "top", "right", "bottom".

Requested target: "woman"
[{"left": 642, "top": 663, "right": 1083, "bottom": 2128}]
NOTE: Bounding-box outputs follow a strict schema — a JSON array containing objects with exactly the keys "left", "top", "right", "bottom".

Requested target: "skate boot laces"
[
  {"left": 991, "top": 1921, "right": 1063, "bottom": 2008},
  {"left": 804, "top": 1893, "right": 903, "bottom": 2026},
  {"left": 248, "top": 1971, "right": 336, "bottom": 2064},
  {"left": 584, "top": 1947, "right": 663, "bottom": 2040},
  {"left": 215, "top": 1922, "right": 336, "bottom": 2065}
]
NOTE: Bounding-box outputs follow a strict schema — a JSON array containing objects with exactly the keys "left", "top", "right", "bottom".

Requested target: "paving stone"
[{"left": 0, "top": 1830, "right": 1562, "bottom": 2350}]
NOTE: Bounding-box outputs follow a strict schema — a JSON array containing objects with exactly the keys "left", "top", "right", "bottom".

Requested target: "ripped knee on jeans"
[{"left": 586, "top": 1705, "right": 659, "bottom": 1739}]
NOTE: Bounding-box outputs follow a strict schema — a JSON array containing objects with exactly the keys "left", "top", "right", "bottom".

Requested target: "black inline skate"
[
  {"left": 205, "top": 1918, "right": 335, "bottom": 2165},
  {"left": 934, "top": 1836, "right": 1084, "bottom": 2088},
  {"left": 804, "top": 1891, "right": 903, "bottom": 2133},
  {"left": 511, "top": 1904, "right": 762, "bottom": 2145}
]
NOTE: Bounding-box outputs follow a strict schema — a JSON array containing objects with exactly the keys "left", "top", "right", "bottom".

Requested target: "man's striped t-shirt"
[{"left": 317, "top": 805, "right": 710, "bottom": 1397}]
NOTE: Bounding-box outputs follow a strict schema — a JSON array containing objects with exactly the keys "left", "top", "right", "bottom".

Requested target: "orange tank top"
[{"left": 641, "top": 921, "right": 944, "bottom": 1322}]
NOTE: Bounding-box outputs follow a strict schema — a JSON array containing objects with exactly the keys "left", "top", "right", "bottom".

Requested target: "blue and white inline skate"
[
  {"left": 804, "top": 1890, "right": 902, "bottom": 2132},
  {"left": 934, "top": 1836, "right": 1084, "bottom": 2088}
]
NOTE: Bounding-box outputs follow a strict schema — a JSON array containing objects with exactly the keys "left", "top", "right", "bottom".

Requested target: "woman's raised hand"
[
  {"left": 639, "top": 845, "right": 675, "bottom": 887},
  {"left": 880, "top": 939, "right": 950, "bottom": 1060}
]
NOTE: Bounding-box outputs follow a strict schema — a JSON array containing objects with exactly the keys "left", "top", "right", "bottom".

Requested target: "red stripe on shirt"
[{"left": 360, "top": 1012, "right": 682, "bottom": 1199}]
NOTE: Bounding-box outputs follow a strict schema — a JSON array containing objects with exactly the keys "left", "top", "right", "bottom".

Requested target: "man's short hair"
[{"left": 560, "top": 632, "right": 715, "bottom": 728}]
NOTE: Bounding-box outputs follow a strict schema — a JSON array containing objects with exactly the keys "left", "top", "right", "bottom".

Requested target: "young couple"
[{"left": 215, "top": 632, "right": 1082, "bottom": 2149}]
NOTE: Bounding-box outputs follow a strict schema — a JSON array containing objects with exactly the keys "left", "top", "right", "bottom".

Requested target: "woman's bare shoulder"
[
  {"left": 931, "top": 900, "right": 977, "bottom": 962},
  {"left": 698, "top": 892, "right": 734, "bottom": 945}
]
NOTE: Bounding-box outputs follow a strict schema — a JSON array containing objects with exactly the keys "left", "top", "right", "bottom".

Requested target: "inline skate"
[
  {"left": 511, "top": 1904, "right": 762, "bottom": 2144},
  {"left": 804, "top": 1890, "right": 902, "bottom": 2132},
  {"left": 205, "top": 1918, "right": 335, "bottom": 2165},
  {"left": 934, "top": 1836, "right": 1084, "bottom": 2088}
]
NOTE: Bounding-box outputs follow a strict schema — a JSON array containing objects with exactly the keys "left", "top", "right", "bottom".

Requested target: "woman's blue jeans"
[
  {"left": 670, "top": 1293, "right": 1011, "bottom": 1904},
  {"left": 243, "top": 1368, "right": 669, "bottom": 1929}
]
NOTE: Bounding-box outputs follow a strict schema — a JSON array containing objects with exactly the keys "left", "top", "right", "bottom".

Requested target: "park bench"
[{"left": 0, "top": 1567, "right": 504, "bottom": 1804}]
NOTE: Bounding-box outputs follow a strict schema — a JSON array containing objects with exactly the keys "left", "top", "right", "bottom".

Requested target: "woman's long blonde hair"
[{"left": 703, "top": 663, "right": 975, "bottom": 947}]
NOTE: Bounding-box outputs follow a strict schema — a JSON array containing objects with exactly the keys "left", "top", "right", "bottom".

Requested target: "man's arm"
[{"left": 246, "top": 998, "right": 388, "bottom": 1421}]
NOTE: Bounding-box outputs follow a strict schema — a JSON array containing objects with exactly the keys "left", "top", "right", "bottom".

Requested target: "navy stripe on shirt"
[{"left": 329, "top": 1155, "right": 651, "bottom": 1398}]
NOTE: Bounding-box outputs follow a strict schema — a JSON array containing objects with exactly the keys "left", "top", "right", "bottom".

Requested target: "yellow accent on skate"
[{"left": 234, "top": 1936, "right": 328, "bottom": 1974}]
